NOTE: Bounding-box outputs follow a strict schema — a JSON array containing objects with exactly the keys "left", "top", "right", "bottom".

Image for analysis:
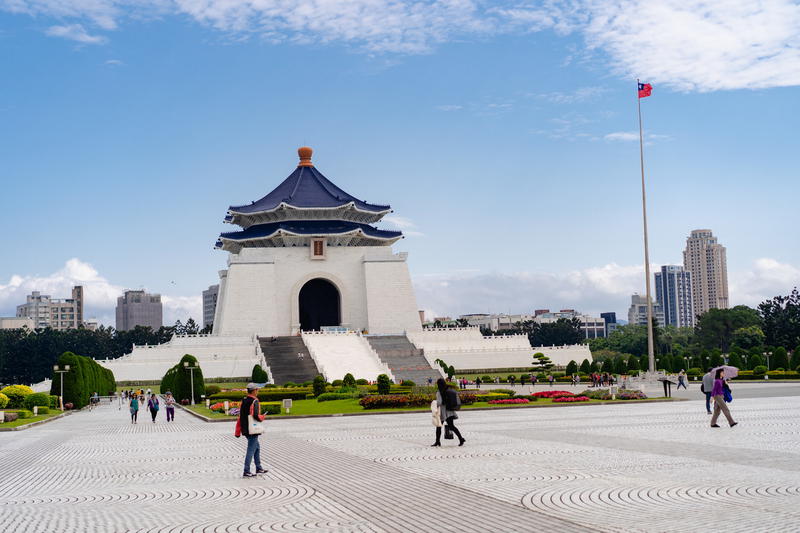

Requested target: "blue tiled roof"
[
  {"left": 229, "top": 165, "right": 390, "bottom": 214},
  {"left": 217, "top": 220, "right": 402, "bottom": 244}
]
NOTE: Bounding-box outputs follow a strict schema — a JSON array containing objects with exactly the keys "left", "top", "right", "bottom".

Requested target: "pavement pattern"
[{"left": 1, "top": 394, "right": 799, "bottom": 533}]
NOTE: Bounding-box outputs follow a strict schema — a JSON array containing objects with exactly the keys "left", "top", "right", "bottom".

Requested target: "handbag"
[
  {"left": 444, "top": 427, "right": 454, "bottom": 440},
  {"left": 247, "top": 401, "right": 264, "bottom": 435},
  {"left": 723, "top": 383, "right": 732, "bottom": 403}
]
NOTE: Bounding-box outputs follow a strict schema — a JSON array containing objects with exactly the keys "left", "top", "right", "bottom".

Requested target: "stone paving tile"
[{"left": 1, "top": 397, "right": 799, "bottom": 532}]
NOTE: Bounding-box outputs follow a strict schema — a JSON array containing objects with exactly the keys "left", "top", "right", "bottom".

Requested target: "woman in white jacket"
[{"left": 431, "top": 378, "right": 465, "bottom": 447}]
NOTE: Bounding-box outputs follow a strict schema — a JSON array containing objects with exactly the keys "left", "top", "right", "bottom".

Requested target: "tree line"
[{"left": 0, "top": 319, "right": 202, "bottom": 385}]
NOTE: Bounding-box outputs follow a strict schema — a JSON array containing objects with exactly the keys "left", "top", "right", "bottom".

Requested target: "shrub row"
[
  {"left": 359, "top": 392, "right": 477, "bottom": 410},
  {"left": 209, "top": 390, "right": 310, "bottom": 402},
  {"left": 0, "top": 385, "right": 34, "bottom": 408},
  {"left": 50, "top": 352, "right": 116, "bottom": 409},
  {"left": 316, "top": 392, "right": 361, "bottom": 402}
]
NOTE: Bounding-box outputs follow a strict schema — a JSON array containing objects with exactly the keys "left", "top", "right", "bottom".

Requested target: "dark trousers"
[
  {"left": 166, "top": 407, "right": 175, "bottom": 421},
  {"left": 434, "top": 417, "right": 464, "bottom": 444},
  {"left": 150, "top": 408, "right": 158, "bottom": 421},
  {"left": 677, "top": 379, "right": 687, "bottom": 390},
  {"left": 244, "top": 435, "right": 262, "bottom": 474},
  {"left": 705, "top": 392, "right": 712, "bottom": 413}
]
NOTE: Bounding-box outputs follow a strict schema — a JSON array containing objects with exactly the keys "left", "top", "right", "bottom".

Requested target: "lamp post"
[
  {"left": 53, "top": 364, "right": 70, "bottom": 410},
  {"left": 764, "top": 351, "right": 772, "bottom": 371},
  {"left": 184, "top": 361, "right": 197, "bottom": 405}
]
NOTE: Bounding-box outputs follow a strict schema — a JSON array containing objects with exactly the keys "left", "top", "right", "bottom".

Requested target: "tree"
[
  {"left": 312, "top": 375, "right": 326, "bottom": 397},
  {"left": 772, "top": 347, "right": 789, "bottom": 370},
  {"left": 251, "top": 364, "right": 269, "bottom": 383},
  {"left": 184, "top": 318, "right": 199, "bottom": 335},
  {"left": 748, "top": 354, "right": 764, "bottom": 370},
  {"left": 342, "top": 373, "right": 357, "bottom": 388},
  {"left": 627, "top": 356, "right": 640, "bottom": 373},
  {"left": 433, "top": 359, "right": 455, "bottom": 378},
  {"left": 601, "top": 359, "right": 612, "bottom": 373},
  {"left": 527, "top": 318, "right": 583, "bottom": 347},
  {"left": 161, "top": 354, "right": 205, "bottom": 403},
  {"left": 613, "top": 357, "right": 627, "bottom": 375},
  {"left": 758, "top": 288, "right": 800, "bottom": 349},
  {"left": 694, "top": 306, "right": 762, "bottom": 352},
  {"left": 731, "top": 325, "right": 765, "bottom": 350},
  {"left": 727, "top": 352, "right": 743, "bottom": 369},
  {"left": 579, "top": 359, "right": 591, "bottom": 374},
  {"left": 565, "top": 360, "right": 578, "bottom": 375},
  {"left": 376, "top": 374, "right": 391, "bottom": 394},
  {"left": 532, "top": 352, "right": 554, "bottom": 371},
  {"left": 791, "top": 346, "right": 800, "bottom": 372}
]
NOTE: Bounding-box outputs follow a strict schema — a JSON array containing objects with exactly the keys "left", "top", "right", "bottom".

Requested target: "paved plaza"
[{"left": 1, "top": 391, "right": 800, "bottom": 533}]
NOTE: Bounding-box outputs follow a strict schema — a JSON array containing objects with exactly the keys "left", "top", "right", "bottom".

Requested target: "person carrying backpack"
[
  {"left": 147, "top": 393, "right": 160, "bottom": 423},
  {"left": 431, "top": 378, "right": 465, "bottom": 447}
]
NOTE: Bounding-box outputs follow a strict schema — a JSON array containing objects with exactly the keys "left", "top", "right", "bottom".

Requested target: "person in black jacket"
[
  {"left": 239, "top": 383, "right": 267, "bottom": 478},
  {"left": 432, "top": 378, "right": 465, "bottom": 447}
]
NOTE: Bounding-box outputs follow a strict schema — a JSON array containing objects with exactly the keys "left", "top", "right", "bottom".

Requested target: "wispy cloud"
[
  {"left": 4, "top": 1, "right": 799, "bottom": 90},
  {"left": 384, "top": 215, "right": 424, "bottom": 237},
  {"left": 45, "top": 24, "right": 106, "bottom": 44},
  {"left": 105, "top": 58, "right": 123, "bottom": 66},
  {"left": 604, "top": 131, "right": 672, "bottom": 143},
  {"left": 532, "top": 86, "right": 607, "bottom": 104},
  {"left": 435, "top": 104, "right": 463, "bottom": 111}
]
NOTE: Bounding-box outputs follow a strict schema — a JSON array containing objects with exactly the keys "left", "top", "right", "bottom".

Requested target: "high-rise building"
[
  {"left": 116, "top": 290, "right": 162, "bottom": 331},
  {"left": 627, "top": 294, "right": 665, "bottom": 327},
  {"left": 202, "top": 284, "right": 219, "bottom": 329},
  {"left": 683, "top": 229, "right": 729, "bottom": 316},
  {"left": 16, "top": 286, "right": 85, "bottom": 330},
  {"left": 655, "top": 265, "right": 694, "bottom": 328},
  {"left": 600, "top": 312, "right": 617, "bottom": 336}
]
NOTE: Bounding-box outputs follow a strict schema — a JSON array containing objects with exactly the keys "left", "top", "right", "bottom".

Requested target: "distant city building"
[
  {"left": 534, "top": 309, "right": 606, "bottom": 339},
  {"left": 16, "top": 286, "right": 84, "bottom": 330},
  {"left": 202, "top": 284, "right": 219, "bottom": 329},
  {"left": 627, "top": 294, "right": 665, "bottom": 327},
  {"left": 459, "top": 313, "right": 533, "bottom": 331},
  {"left": 0, "top": 317, "right": 34, "bottom": 330},
  {"left": 116, "top": 290, "right": 162, "bottom": 331},
  {"left": 683, "top": 229, "right": 729, "bottom": 316},
  {"left": 600, "top": 312, "right": 617, "bottom": 336},
  {"left": 655, "top": 265, "right": 695, "bottom": 328}
]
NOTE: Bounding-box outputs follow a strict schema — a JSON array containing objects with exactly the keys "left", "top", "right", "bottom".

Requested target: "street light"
[
  {"left": 53, "top": 364, "right": 70, "bottom": 410},
  {"left": 764, "top": 351, "right": 773, "bottom": 371},
  {"left": 184, "top": 361, "right": 197, "bottom": 405}
]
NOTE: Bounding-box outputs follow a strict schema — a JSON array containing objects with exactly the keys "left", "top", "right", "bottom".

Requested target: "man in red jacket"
[{"left": 238, "top": 383, "right": 267, "bottom": 477}]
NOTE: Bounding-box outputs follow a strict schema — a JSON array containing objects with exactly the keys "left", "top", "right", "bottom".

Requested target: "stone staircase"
[
  {"left": 366, "top": 335, "right": 441, "bottom": 385},
  {"left": 258, "top": 336, "right": 320, "bottom": 386}
]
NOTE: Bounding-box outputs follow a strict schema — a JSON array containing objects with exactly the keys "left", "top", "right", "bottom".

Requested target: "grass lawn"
[
  {"left": 183, "top": 396, "right": 666, "bottom": 420},
  {"left": 0, "top": 411, "right": 63, "bottom": 429}
]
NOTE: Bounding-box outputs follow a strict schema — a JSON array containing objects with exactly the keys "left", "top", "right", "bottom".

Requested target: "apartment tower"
[{"left": 683, "top": 229, "right": 729, "bottom": 317}]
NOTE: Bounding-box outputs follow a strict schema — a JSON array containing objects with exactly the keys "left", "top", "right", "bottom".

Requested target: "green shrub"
[
  {"left": 24, "top": 392, "right": 51, "bottom": 410},
  {"left": 160, "top": 354, "right": 205, "bottom": 404},
  {"left": 687, "top": 368, "right": 703, "bottom": 377},
  {"left": 342, "top": 374, "right": 356, "bottom": 388},
  {"left": 312, "top": 375, "right": 327, "bottom": 397},
  {"left": 251, "top": 364, "right": 269, "bottom": 383},
  {"left": 301, "top": 381, "right": 313, "bottom": 387},
  {"left": 15, "top": 409, "right": 33, "bottom": 419},
  {"left": 488, "top": 389, "right": 515, "bottom": 396},
  {"left": 260, "top": 402, "right": 281, "bottom": 415},
  {"left": 400, "top": 380, "right": 415, "bottom": 386},
  {"left": 35, "top": 406, "right": 50, "bottom": 414},
  {"left": 476, "top": 393, "right": 512, "bottom": 402},
  {"left": 0, "top": 393, "right": 9, "bottom": 409},
  {"left": 0, "top": 385, "right": 34, "bottom": 408},
  {"left": 753, "top": 365, "right": 768, "bottom": 375},
  {"left": 331, "top": 379, "right": 343, "bottom": 387},
  {"left": 50, "top": 352, "right": 115, "bottom": 409},
  {"left": 284, "top": 382, "right": 298, "bottom": 388},
  {"left": 210, "top": 390, "right": 310, "bottom": 402},
  {"left": 49, "top": 395, "right": 59, "bottom": 409},
  {"left": 355, "top": 378, "right": 369, "bottom": 385},
  {"left": 204, "top": 385, "right": 221, "bottom": 396},
  {"left": 317, "top": 392, "right": 359, "bottom": 402},
  {"left": 480, "top": 375, "right": 493, "bottom": 382},
  {"left": 376, "top": 374, "right": 392, "bottom": 395}
]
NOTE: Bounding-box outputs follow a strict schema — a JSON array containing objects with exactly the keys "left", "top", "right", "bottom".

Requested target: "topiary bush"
[
  {"left": 50, "top": 352, "right": 116, "bottom": 409},
  {"left": 355, "top": 378, "right": 369, "bottom": 385},
  {"left": 0, "top": 393, "right": 9, "bottom": 409},
  {"left": 251, "top": 364, "right": 269, "bottom": 383},
  {"left": 753, "top": 365, "right": 768, "bottom": 375},
  {"left": 160, "top": 354, "right": 205, "bottom": 404},
  {"left": 331, "top": 380, "right": 343, "bottom": 387},
  {"left": 400, "top": 380, "right": 415, "bottom": 386},
  {"left": 24, "top": 392, "right": 51, "bottom": 410},
  {"left": 342, "top": 373, "right": 356, "bottom": 388},
  {"left": 312, "top": 375, "right": 327, "bottom": 397},
  {"left": 376, "top": 374, "right": 391, "bottom": 395},
  {"left": 36, "top": 406, "right": 50, "bottom": 414},
  {"left": 0, "top": 385, "right": 34, "bottom": 408}
]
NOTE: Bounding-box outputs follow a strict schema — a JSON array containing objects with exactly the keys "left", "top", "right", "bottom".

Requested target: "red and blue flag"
[{"left": 638, "top": 82, "right": 652, "bottom": 98}]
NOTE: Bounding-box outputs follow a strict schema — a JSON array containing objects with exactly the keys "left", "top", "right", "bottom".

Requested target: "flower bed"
[
  {"left": 487, "top": 398, "right": 529, "bottom": 405},
  {"left": 533, "top": 390, "right": 575, "bottom": 399},
  {"left": 359, "top": 392, "right": 476, "bottom": 410},
  {"left": 552, "top": 396, "right": 590, "bottom": 403},
  {"left": 617, "top": 390, "right": 648, "bottom": 400}
]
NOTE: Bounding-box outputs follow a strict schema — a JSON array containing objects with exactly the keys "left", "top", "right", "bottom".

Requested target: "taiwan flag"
[{"left": 638, "top": 82, "right": 652, "bottom": 98}]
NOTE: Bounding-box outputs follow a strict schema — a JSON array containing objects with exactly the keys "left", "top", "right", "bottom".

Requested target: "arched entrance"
[{"left": 298, "top": 278, "right": 341, "bottom": 331}]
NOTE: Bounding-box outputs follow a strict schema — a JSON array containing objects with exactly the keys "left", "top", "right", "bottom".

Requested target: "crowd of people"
[{"left": 123, "top": 389, "right": 175, "bottom": 424}]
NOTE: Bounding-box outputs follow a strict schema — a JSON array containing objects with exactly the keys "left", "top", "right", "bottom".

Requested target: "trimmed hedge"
[
  {"left": 261, "top": 402, "right": 281, "bottom": 415},
  {"left": 24, "top": 392, "right": 51, "bottom": 410},
  {"left": 204, "top": 385, "right": 221, "bottom": 396},
  {"left": 0, "top": 392, "right": 9, "bottom": 409},
  {"left": 210, "top": 390, "right": 310, "bottom": 402},
  {"left": 316, "top": 392, "right": 359, "bottom": 402},
  {"left": 50, "top": 352, "right": 115, "bottom": 409},
  {"left": 0, "top": 385, "right": 34, "bottom": 408},
  {"left": 251, "top": 364, "right": 269, "bottom": 383}
]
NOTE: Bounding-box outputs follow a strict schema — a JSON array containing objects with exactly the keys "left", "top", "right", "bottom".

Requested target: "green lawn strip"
[
  {"left": 0, "top": 411, "right": 64, "bottom": 430},
  {"left": 184, "top": 405, "right": 233, "bottom": 419}
]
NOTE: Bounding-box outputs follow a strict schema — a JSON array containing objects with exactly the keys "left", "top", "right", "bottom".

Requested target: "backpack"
[{"left": 445, "top": 388, "right": 461, "bottom": 411}]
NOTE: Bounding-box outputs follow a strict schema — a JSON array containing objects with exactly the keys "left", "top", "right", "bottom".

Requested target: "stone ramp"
[
  {"left": 366, "top": 335, "right": 441, "bottom": 385},
  {"left": 258, "top": 336, "right": 320, "bottom": 385}
]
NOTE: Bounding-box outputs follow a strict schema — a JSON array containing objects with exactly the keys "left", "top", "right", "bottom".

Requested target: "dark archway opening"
[{"left": 299, "top": 278, "right": 341, "bottom": 331}]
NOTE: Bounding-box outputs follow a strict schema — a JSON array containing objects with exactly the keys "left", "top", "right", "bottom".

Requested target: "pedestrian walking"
[
  {"left": 710, "top": 368, "right": 738, "bottom": 428},
  {"left": 475, "top": 377, "right": 482, "bottom": 388},
  {"left": 547, "top": 374, "right": 554, "bottom": 387},
  {"left": 147, "top": 393, "right": 160, "bottom": 423},
  {"left": 235, "top": 383, "right": 268, "bottom": 477},
  {"left": 431, "top": 378, "right": 465, "bottom": 447},
  {"left": 677, "top": 370, "right": 688, "bottom": 390},
  {"left": 164, "top": 392, "right": 175, "bottom": 422},
  {"left": 701, "top": 368, "right": 714, "bottom": 414},
  {"left": 129, "top": 395, "right": 139, "bottom": 424}
]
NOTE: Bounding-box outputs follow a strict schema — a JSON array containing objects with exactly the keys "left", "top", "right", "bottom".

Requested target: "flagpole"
[{"left": 637, "top": 78, "right": 656, "bottom": 374}]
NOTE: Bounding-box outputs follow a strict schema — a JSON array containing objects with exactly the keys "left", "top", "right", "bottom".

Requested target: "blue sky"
[{"left": 1, "top": 1, "right": 799, "bottom": 325}]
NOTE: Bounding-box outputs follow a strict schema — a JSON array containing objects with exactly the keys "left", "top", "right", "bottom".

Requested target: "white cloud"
[
  {"left": 6, "top": 1, "right": 798, "bottom": 89},
  {"left": 603, "top": 131, "right": 672, "bottom": 142},
  {"left": 45, "top": 23, "right": 106, "bottom": 44},
  {"left": 414, "top": 259, "right": 800, "bottom": 318},
  {"left": 383, "top": 214, "right": 424, "bottom": 237},
  {"left": 435, "top": 104, "right": 463, "bottom": 111},
  {"left": 533, "top": 86, "right": 607, "bottom": 104},
  {"left": 105, "top": 58, "right": 123, "bottom": 65},
  {"left": 0, "top": 258, "right": 201, "bottom": 328}
]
